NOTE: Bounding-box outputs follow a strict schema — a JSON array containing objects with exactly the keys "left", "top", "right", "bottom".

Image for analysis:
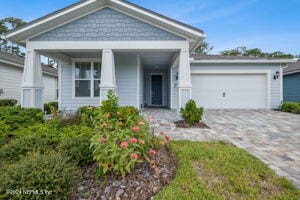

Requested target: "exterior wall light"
[{"left": 273, "top": 71, "right": 280, "bottom": 80}]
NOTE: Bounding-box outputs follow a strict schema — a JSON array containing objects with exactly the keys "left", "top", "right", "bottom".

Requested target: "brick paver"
[{"left": 143, "top": 108, "right": 300, "bottom": 188}]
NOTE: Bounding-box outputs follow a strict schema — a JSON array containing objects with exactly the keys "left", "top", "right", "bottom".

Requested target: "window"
[{"left": 74, "top": 61, "right": 101, "bottom": 98}]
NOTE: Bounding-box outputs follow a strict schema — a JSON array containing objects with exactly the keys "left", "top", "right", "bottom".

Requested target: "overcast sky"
[{"left": 1, "top": 0, "right": 299, "bottom": 55}]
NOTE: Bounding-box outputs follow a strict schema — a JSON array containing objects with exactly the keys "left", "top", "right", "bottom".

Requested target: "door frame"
[
  {"left": 150, "top": 73, "right": 165, "bottom": 106},
  {"left": 191, "top": 69, "right": 271, "bottom": 109}
]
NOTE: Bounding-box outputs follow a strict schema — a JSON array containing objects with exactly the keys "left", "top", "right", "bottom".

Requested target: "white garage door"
[{"left": 191, "top": 74, "right": 268, "bottom": 109}]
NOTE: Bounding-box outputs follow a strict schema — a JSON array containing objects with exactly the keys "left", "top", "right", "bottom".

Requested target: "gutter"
[{"left": 189, "top": 59, "right": 296, "bottom": 64}]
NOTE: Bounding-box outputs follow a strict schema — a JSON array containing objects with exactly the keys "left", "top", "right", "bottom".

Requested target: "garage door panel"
[{"left": 191, "top": 74, "right": 267, "bottom": 109}]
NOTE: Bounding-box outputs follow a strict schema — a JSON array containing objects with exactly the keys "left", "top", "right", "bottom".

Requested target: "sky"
[{"left": 1, "top": 0, "right": 300, "bottom": 55}]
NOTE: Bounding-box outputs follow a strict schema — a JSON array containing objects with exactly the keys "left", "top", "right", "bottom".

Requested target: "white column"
[
  {"left": 100, "top": 49, "right": 116, "bottom": 102},
  {"left": 21, "top": 50, "right": 44, "bottom": 109},
  {"left": 178, "top": 49, "right": 192, "bottom": 109}
]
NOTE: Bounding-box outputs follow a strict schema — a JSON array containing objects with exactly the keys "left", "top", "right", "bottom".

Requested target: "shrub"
[
  {"left": 12, "top": 121, "right": 94, "bottom": 143},
  {"left": 100, "top": 90, "right": 120, "bottom": 116},
  {"left": 0, "top": 120, "right": 9, "bottom": 147},
  {"left": 90, "top": 91, "right": 165, "bottom": 177},
  {"left": 0, "top": 106, "right": 43, "bottom": 131},
  {"left": 77, "top": 106, "right": 98, "bottom": 126},
  {"left": 58, "top": 136, "right": 93, "bottom": 166},
  {"left": 180, "top": 99, "right": 204, "bottom": 124},
  {"left": 0, "top": 152, "right": 80, "bottom": 200},
  {"left": 59, "top": 114, "right": 82, "bottom": 127},
  {"left": 44, "top": 101, "right": 58, "bottom": 115},
  {"left": 0, "top": 134, "right": 54, "bottom": 163},
  {"left": 0, "top": 99, "right": 17, "bottom": 107},
  {"left": 281, "top": 102, "right": 300, "bottom": 114}
]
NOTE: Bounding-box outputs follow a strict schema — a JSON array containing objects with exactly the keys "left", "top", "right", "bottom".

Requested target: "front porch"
[{"left": 21, "top": 41, "right": 193, "bottom": 111}]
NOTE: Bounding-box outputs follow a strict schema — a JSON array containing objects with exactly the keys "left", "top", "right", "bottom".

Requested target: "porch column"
[
  {"left": 21, "top": 50, "right": 44, "bottom": 109},
  {"left": 100, "top": 49, "right": 116, "bottom": 102},
  {"left": 178, "top": 49, "right": 192, "bottom": 109}
]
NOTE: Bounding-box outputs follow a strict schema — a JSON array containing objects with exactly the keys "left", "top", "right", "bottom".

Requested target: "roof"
[
  {"left": 190, "top": 54, "right": 296, "bottom": 64},
  {"left": 0, "top": 51, "right": 58, "bottom": 76},
  {"left": 5, "top": 0, "right": 206, "bottom": 52},
  {"left": 284, "top": 60, "right": 300, "bottom": 75}
]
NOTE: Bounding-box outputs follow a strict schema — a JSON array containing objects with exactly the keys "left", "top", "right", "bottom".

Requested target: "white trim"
[
  {"left": 58, "top": 63, "right": 62, "bottom": 110},
  {"left": 190, "top": 59, "right": 295, "bottom": 64},
  {"left": 110, "top": 0, "right": 205, "bottom": 38},
  {"left": 170, "top": 67, "right": 173, "bottom": 109},
  {"left": 137, "top": 54, "right": 140, "bottom": 108},
  {"left": 279, "top": 66, "right": 283, "bottom": 103},
  {"left": 149, "top": 73, "right": 165, "bottom": 106},
  {"left": 27, "top": 41, "right": 189, "bottom": 51},
  {"left": 6, "top": 0, "right": 205, "bottom": 41},
  {"left": 190, "top": 69, "right": 271, "bottom": 109},
  {"left": 71, "top": 59, "right": 102, "bottom": 99}
]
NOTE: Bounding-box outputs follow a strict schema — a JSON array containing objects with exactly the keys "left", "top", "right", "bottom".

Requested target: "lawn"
[{"left": 155, "top": 141, "right": 300, "bottom": 200}]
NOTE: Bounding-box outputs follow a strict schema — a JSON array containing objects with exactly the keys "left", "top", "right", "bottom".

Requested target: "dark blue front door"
[{"left": 151, "top": 75, "right": 163, "bottom": 105}]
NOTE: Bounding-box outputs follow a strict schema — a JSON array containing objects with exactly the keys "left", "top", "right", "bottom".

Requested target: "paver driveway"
[{"left": 143, "top": 109, "right": 300, "bottom": 188}]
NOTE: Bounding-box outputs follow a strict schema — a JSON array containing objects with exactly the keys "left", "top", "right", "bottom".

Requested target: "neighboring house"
[
  {"left": 283, "top": 60, "right": 300, "bottom": 102},
  {"left": 4, "top": 0, "right": 294, "bottom": 111},
  {"left": 0, "top": 51, "right": 58, "bottom": 103}
]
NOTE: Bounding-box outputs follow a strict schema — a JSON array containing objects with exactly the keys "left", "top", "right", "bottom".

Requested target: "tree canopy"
[
  {"left": 0, "top": 17, "right": 26, "bottom": 57},
  {"left": 220, "top": 46, "right": 295, "bottom": 59},
  {"left": 193, "top": 41, "right": 214, "bottom": 55}
]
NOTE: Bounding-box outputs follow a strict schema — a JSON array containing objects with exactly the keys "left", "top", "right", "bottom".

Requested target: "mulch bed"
[
  {"left": 75, "top": 146, "right": 177, "bottom": 200},
  {"left": 174, "top": 120, "right": 210, "bottom": 129}
]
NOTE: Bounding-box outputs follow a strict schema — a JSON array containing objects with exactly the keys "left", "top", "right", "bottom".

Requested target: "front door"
[{"left": 151, "top": 75, "right": 163, "bottom": 105}]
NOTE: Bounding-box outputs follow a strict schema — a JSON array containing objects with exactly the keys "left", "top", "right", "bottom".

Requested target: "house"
[
  {"left": 283, "top": 60, "right": 300, "bottom": 102},
  {"left": 0, "top": 51, "right": 58, "bottom": 103},
  {"left": 4, "top": 0, "right": 294, "bottom": 111}
]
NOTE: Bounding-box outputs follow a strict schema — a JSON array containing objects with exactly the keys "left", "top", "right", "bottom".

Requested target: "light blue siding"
[
  {"left": 30, "top": 8, "right": 184, "bottom": 41},
  {"left": 60, "top": 53, "right": 139, "bottom": 111},
  {"left": 190, "top": 63, "right": 282, "bottom": 109},
  {"left": 60, "top": 63, "right": 99, "bottom": 111},
  {"left": 115, "top": 54, "right": 138, "bottom": 107},
  {"left": 283, "top": 73, "right": 300, "bottom": 102}
]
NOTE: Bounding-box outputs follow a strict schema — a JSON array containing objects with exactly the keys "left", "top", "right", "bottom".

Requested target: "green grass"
[{"left": 155, "top": 141, "right": 300, "bottom": 200}]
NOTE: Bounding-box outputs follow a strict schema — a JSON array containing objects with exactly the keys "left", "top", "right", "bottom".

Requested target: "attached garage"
[
  {"left": 191, "top": 73, "right": 268, "bottom": 109},
  {"left": 189, "top": 55, "right": 295, "bottom": 110}
]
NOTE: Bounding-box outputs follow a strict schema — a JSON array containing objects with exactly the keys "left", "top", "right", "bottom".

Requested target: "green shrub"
[
  {"left": 77, "top": 106, "right": 98, "bottom": 126},
  {"left": 0, "top": 106, "right": 43, "bottom": 131},
  {"left": 43, "top": 101, "right": 58, "bottom": 115},
  {"left": 12, "top": 121, "right": 94, "bottom": 143},
  {"left": 180, "top": 99, "right": 204, "bottom": 124},
  {"left": 281, "top": 102, "right": 300, "bottom": 114},
  {"left": 0, "top": 99, "right": 17, "bottom": 107},
  {"left": 0, "top": 120, "right": 10, "bottom": 147},
  {"left": 90, "top": 90, "right": 165, "bottom": 177},
  {"left": 0, "top": 134, "right": 54, "bottom": 163},
  {"left": 0, "top": 152, "right": 80, "bottom": 200},
  {"left": 100, "top": 90, "right": 120, "bottom": 116},
  {"left": 58, "top": 136, "right": 93, "bottom": 166},
  {"left": 59, "top": 114, "right": 82, "bottom": 127}
]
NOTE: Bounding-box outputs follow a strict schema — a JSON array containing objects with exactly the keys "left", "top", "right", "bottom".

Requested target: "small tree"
[
  {"left": 180, "top": 100, "right": 203, "bottom": 125},
  {"left": 193, "top": 41, "right": 214, "bottom": 55},
  {"left": 100, "top": 90, "right": 119, "bottom": 115}
]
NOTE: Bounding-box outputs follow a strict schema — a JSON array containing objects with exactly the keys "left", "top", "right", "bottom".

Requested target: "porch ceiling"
[{"left": 140, "top": 52, "right": 175, "bottom": 69}]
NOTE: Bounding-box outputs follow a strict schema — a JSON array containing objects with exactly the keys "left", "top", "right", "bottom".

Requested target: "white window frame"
[{"left": 72, "top": 58, "right": 101, "bottom": 99}]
